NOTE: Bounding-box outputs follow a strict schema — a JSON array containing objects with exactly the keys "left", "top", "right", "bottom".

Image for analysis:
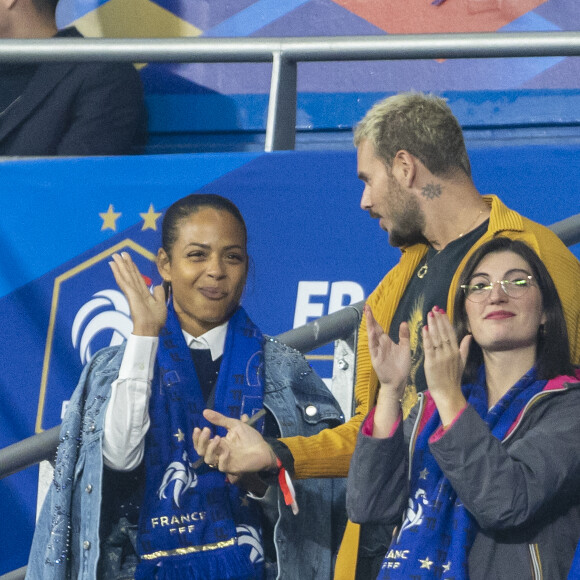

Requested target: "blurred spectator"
[{"left": 0, "top": 0, "right": 147, "bottom": 156}]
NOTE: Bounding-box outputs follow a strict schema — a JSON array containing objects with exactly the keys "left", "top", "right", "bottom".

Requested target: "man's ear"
[
  {"left": 392, "top": 150, "right": 416, "bottom": 187},
  {"left": 156, "top": 248, "right": 171, "bottom": 282}
]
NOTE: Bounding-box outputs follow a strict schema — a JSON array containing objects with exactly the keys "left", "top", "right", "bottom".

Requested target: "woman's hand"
[
  {"left": 109, "top": 252, "right": 167, "bottom": 336},
  {"left": 422, "top": 306, "right": 471, "bottom": 426},
  {"left": 192, "top": 410, "right": 278, "bottom": 479},
  {"left": 366, "top": 305, "right": 411, "bottom": 395},
  {"left": 365, "top": 304, "right": 411, "bottom": 438}
]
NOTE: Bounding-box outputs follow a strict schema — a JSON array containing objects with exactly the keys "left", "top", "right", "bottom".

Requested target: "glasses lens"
[
  {"left": 463, "top": 282, "right": 491, "bottom": 302},
  {"left": 502, "top": 278, "right": 531, "bottom": 299}
]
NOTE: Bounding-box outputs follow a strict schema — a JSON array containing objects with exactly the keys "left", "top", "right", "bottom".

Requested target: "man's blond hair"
[{"left": 354, "top": 92, "right": 471, "bottom": 177}]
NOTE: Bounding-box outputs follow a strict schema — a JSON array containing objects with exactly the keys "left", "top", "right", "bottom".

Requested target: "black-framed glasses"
[{"left": 461, "top": 275, "right": 535, "bottom": 303}]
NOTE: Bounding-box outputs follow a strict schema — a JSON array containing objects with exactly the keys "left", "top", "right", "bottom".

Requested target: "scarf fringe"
[{"left": 135, "top": 547, "right": 257, "bottom": 580}]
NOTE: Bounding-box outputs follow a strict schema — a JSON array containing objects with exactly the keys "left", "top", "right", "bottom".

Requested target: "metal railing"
[
  {"left": 1, "top": 569, "right": 26, "bottom": 580},
  {"left": 1, "top": 32, "right": 580, "bottom": 150},
  {"left": 549, "top": 213, "right": 580, "bottom": 248}
]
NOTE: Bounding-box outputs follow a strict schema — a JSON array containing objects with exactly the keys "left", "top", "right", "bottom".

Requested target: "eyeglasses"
[{"left": 461, "top": 275, "right": 535, "bottom": 303}]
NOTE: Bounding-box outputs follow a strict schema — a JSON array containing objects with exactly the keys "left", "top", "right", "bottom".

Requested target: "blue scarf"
[
  {"left": 378, "top": 367, "right": 547, "bottom": 579},
  {"left": 136, "top": 303, "right": 265, "bottom": 580},
  {"left": 568, "top": 543, "right": 580, "bottom": 580}
]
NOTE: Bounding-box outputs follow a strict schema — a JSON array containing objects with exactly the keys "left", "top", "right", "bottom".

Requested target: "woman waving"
[{"left": 28, "top": 194, "right": 345, "bottom": 580}]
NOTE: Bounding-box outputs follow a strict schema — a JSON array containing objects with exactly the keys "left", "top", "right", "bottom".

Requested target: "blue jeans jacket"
[{"left": 26, "top": 338, "right": 346, "bottom": 580}]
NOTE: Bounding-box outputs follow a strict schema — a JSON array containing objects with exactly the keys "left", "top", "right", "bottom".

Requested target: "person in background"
[
  {"left": 26, "top": 194, "right": 345, "bottom": 579},
  {"left": 0, "top": 0, "right": 147, "bottom": 156},
  {"left": 190, "top": 92, "right": 580, "bottom": 580},
  {"left": 347, "top": 237, "right": 580, "bottom": 579}
]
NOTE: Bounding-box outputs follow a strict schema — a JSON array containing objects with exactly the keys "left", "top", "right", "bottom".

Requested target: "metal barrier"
[
  {"left": 1, "top": 568, "right": 26, "bottom": 580},
  {"left": 550, "top": 213, "right": 580, "bottom": 248},
  {"left": 1, "top": 32, "right": 580, "bottom": 150}
]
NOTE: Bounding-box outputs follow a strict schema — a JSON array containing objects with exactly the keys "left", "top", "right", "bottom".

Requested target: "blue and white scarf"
[
  {"left": 136, "top": 302, "right": 265, "bottom": 580},
  {"left": 378, "top": 367, "right": 547, "bottom": 579}
]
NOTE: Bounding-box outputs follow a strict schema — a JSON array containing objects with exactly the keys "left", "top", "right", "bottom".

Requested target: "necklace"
[{"left": 416, "top": 209, "right": 486, "bottom": 279}]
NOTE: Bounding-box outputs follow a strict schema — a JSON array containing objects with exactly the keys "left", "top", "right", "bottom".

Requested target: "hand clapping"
[
  {"left": 422, "top": 306, "right": 471, "bottom": 426},
  {"left": 365, "top": 304, "right": 411, "bottom": 437}
]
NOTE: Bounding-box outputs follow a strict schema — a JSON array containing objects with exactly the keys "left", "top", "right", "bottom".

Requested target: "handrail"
[
  {"left": 1, "top": 32, "right": 580, "bottom": 62},
  {"left": 276, "top": 300, "right": 364, "bottom": 353},
  {"left": 0, "top": 568, "right": 26, "bottom": 580},
  {"left": 1, "top": 32, "right": 579, "bottom": 150},
  {"left": 550, "top": 213, "right": 580, "bottom": 248},
  {"left": 0, "top": 425, "right": 60, "bottom": 480}
]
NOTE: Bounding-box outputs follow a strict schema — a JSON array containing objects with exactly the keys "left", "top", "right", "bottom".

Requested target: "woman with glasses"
[{"left": 346, "top": 237, "right": 580, "bottom": 580}]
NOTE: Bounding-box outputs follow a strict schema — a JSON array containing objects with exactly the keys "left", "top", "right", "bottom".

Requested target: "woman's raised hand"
[
  {"left": 422, "top": 306, "right": 470, "bottom": 425},
  {"left": 365, "top": 304, "right": 411, "bottom": 437},
  {"left": 366, "top": 304, "right": 410, "bottom": 400},
  {"left": 109, "top": 252, "right": 167, "bottom": 336}
]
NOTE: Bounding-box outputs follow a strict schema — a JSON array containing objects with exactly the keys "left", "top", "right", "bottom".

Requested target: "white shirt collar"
[{"left": 182, "top": 321, "right": 228, "bottom": 361}]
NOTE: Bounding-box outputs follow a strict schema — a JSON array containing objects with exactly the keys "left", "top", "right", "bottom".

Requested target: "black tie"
[{"left": 189, "top": 348, "right": 221, "bottom": 405}]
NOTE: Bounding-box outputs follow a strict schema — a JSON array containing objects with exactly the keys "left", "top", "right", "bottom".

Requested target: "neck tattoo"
[{"left": 417, "top": 209, "right": 485, "bottom": 279}]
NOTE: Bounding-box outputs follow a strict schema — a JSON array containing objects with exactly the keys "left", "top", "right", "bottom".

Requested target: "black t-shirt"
[{"left": 388, "top": 220, "right": 488, "bottom": 412}]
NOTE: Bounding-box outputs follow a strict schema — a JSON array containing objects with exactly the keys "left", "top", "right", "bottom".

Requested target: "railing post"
[{"left": 265, "top": 50, "right": 297, "bottom": 151}]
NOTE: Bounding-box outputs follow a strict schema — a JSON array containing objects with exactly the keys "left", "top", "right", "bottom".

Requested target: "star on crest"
[
  {"left": 419, "top": 556, "right": 434, "bottom": 570},
  {"left": 99, "top": 204, "right": 122, "bottom": 231},
  {"left": 140, "top": 203, "right": 162, "bottom": 231},
  {"left": 173, "top": 428, "right": 185, "bottom": 442},
  {"left": 419, "top": 467, "right": 429, "bottom": 480},
  {"left": 442, "top": 561, "right": 451, "bottom": 572}
]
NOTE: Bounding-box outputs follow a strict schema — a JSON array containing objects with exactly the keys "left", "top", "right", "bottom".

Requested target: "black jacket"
[{"left": 0, "top": 27, "right": 147, "bottom": 157}]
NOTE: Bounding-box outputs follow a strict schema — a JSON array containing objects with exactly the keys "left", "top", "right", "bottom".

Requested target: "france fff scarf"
[
  {"left": 136, "top": 303, "right": 266, "bottom": 580},
  {"left": 378, "top": 367, "right": 546, "bottom": 580}
]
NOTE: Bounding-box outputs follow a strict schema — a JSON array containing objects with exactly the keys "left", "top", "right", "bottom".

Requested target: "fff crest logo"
[{"left": 36, "top": 240, "right": 157, "bottom": 432}]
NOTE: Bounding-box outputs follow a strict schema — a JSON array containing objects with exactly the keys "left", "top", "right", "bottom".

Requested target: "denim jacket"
[{"left": 26, "top": 338, "right": 346, "bottom": 580}]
